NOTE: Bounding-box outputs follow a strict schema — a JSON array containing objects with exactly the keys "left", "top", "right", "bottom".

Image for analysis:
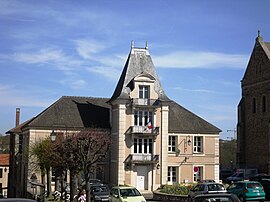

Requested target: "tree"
[
  {"left": 75, "top": 129, "right": 110, "bottom": 202},
  {"left": 31, "top": 128, "right": 110, "bottom": 202},
  {"left": 31, "top": 138, "right": 54, "bottom": 196},
  {"left": 0, "top": 134, "right": 10, "bottom": 154},
  {"left": 220, "top": 139, "right": 237, "bottom": 170},
  {"left": 51, "top": 128, "right": 110, "bottom": 202}
]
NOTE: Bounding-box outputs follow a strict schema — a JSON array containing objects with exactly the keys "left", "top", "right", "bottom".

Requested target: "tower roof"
[{"left": 109, "top": 42, "right": 169, "bottom": 102}]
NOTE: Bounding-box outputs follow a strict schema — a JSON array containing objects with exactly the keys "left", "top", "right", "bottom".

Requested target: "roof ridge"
[{"left": 61, "top": 95, "right": 110, "bottom": 99}]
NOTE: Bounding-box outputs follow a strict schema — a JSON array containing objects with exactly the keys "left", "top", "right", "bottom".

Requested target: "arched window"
[
  {"left": 262, "top": 96, "right": 267, "bottom": 112},
  {"left": 252, "top": 98, "right": 256, "bottom": 113}
]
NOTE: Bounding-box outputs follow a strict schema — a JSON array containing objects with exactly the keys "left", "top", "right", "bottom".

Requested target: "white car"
[{"left": 109, "top": 186, "right": 146, "bottom": 202}]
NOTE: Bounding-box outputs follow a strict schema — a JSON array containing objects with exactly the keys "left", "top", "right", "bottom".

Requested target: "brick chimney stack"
[{"left": 15, "top": 108, "right": 20, "bottom": 127}]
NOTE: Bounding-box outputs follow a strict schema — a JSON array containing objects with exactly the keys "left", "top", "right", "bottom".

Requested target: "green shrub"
[{"left": 159, "top": 184, "right": 193, "bottom": 195}]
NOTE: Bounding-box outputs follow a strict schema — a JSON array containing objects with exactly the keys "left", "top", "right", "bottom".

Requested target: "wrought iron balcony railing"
[
  {"left": 124, "top": 154, "right": 159, "bottom": 164},
  {"left": 131, "top": 98, "right": 160, "bottom": 107},
  {"left": 125, "top": 126, "right": 159, "bottom": 136}
]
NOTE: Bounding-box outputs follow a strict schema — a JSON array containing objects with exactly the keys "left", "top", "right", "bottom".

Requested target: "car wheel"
[{"left": 239, "top": 196, "right": 245, "bottom": 202}]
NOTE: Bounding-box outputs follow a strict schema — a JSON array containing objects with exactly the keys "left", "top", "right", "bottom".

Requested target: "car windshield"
[
  {"left": 120, "top": 188, "right": 141, "bottom": 197},
  {"left": 207, "top": 184, "right": 225, "bottom": 191},
  {"left": 91, "top": 186, "right": 109, "bottom": 193}
]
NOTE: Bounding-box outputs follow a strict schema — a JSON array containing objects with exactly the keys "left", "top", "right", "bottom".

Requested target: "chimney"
[{"left": 15, "top": 108, "right": 20, "bottom": 127}]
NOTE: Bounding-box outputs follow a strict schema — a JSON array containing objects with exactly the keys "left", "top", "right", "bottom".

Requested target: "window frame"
[
  {"left": 193, "top": 136, "right": 203, "bottom": 153},
  {"left": 168, "top": 166, "right": 177, "bottom": 184},
  {"left": 139, "top": 85, "right": 150, "bottom": 99},
  {"left": 193, "top": 166, "right": 203, "bottom": 182},
  {"left": 168, "top": 136, "right": 177, "bottom": 152}
]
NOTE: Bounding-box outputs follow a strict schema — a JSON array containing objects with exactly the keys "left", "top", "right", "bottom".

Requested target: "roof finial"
[
  {"left": 131, "top": 40, "right": 134, "bottom": 49},
  {"left": 145, "top": 41, "right": 148, "bottom": 50},
  {"left": 258, "top": 30, "right": 261, "bottom": 37}
]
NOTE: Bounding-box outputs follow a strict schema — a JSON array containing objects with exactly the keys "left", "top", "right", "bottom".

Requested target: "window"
[
  {"left": 193, "top": 166, "right": 203, "bottom": 182},
  {"left": 168, "top": 136, "right": 177, "bottom": 152},
  {"left": 252, "top": 98, "right": 256, "bottom": 113},
  {"left": 139, "top": 85, "right": 149, "bottom": 99},
  {"left": 262, "top": 96, "right": 267, "bottom": 112},
  {"left": 138, "top": 86, "right": 150, "bottom": 105},
  {"left": 0, "top": 168, "right": 2, "bottom": 178},
  {"left": 194, "top": 136, "right": 203, "bottom": 153},
  {"left": 134, "top": 110, "right": 153, "bottom": 126},
  {"left": 168, "top": 166, "right": 177, "bottom": 183},
  {"left": 134, "top": 138, "right": 153, "bottom": 154}
]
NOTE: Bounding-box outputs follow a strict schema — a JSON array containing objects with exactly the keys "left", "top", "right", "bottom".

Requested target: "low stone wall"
[{"left": 153, "top": 190, "right": 189, "bottom": 201}]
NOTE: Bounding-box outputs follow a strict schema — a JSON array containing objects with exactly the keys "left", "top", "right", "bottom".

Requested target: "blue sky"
[{"left": 1, "top": 0, "right": 270, "bottom": 139}]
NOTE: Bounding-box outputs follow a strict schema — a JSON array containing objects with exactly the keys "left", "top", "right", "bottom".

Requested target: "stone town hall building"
[{"left": 7, "top": 43, "right": 221, "bottom": 197}]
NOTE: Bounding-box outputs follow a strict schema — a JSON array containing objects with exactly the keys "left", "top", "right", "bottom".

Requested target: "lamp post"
[
  {"left": 50, "top": 130, "right": 56, "bottom": 142},
  {"left": 184, "top": 135, "right": 192, "bottom": 152}
]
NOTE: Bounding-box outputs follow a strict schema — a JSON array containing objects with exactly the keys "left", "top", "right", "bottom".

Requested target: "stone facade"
[
  {"left": 108, "top": 44, "right": 221, "bottom": 190},
  {"left": 238, "top": 33, "right": 270, "bottom": 173}
]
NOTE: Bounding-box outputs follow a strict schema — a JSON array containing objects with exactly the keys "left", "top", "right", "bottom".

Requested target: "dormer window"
[
  {"left": 139, "top": 85, "right": 149, "bottom": 99},
  {"left": 138, "top": 85, "right": 150, "bottom": 105}
]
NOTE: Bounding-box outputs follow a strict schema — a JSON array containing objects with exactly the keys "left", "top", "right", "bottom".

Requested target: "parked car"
[
  {"left": 226, "top": 172, "right": 244, "bottom": 183},
  {"left": 220, "top": 169, "right": 233, "bottom": 183},
  {"left": 188, "top": 182, "right": 226, "bottom": 200},
  {"left": 194, "top": 193, "right": 241, "bottom": 202},
  {"left": 90, "top": 184, "right": 110, "bottom": 202},
  {"left": 109, "top": 186, "right": 146, "bottom": 202},
  {"left": 249, "top": 174, "right": 270, "bottom": 200},
  {"left": 198, "top": 179, "right": 215, "bottom": 183},
  {"left": 227, "top": 181, "right": 265, "bottom": 201}
]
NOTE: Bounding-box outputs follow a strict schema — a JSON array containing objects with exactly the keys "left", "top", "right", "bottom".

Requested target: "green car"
[
  {"left": 227, "top": 181, "right": 265, "bottom": 201},
  {"left": 109, "top": 186, "right": 146, "bottom": 202}
]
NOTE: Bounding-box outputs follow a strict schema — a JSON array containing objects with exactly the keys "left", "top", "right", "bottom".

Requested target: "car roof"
[
  {"left": 194, "top": 193, "right": 240, "bottom": 202},
  {"left": 195, "top": 193, "right": 238, "bottom": 197},
  {"left": 112, "top": 186, "right": 136, "bottom": 189},
  {"left": 197, "top": 182, "right": 224, "bottom": 185}
]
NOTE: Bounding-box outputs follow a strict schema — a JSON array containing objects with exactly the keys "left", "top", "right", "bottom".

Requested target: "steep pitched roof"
[
  {"left": 109, "top": 45, "right": 169, "bottom": 102},
  {"left": 168, "top": 101, "right": 221, "bottom": 134},
  {"left": 242, "top": 34, "right": 270, "bottom": 83},
  {"left": 21, "top": 96, "right": 111, "bottom": 130}
]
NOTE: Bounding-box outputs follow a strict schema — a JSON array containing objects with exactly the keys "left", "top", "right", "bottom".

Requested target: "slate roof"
[
  {"left": 10, "top": 96, "right": 111, "bottom": 131},
  {"left": 258, "top": 37, "right": 270, "bottom": 60},
  {"left": 168, "top": 101, "right": 221, "bottom": 134},
  {"left": 109, "top": 46, "right": 170, "bottom": 102},
  {"left": 7, "top": 96, "right": 220, "bottom": 134}
]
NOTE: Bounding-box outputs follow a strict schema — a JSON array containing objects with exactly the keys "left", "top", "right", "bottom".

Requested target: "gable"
[{"left": 242, "top": 36, "right": 270, "bottom": 87}]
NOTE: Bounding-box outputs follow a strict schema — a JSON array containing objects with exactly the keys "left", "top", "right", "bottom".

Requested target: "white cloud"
[
  {"left": 0, "top": 84, "right": 53, "bottom": 107},
  {"left": 153, "top": 51, "right": 249, "bottom": 69},
  {"left": 87, "top": 66, "right": 120, "bottom": 81},
  {"left": 14, "top": 48, "right": 63, "bottom": 64},
  {"left": 173, "top": 87, "right": 217, "bottom": 94},
  {"left": 13, "top": 48, "right": 83, "bottom": 75},
  {"left": 74, "top": 39, "right": 105, "bottom": 59}
]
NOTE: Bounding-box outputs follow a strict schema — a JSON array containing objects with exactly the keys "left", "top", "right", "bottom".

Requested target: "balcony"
[
  {"left": 124, "top": 154, "right": 159, "bottom": 164},
  {"left": 131, "top": 98, "right": 160, "bottom": 108},
  {"left": 125, "top": 126, "right": 159, "bottom": 137}
]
